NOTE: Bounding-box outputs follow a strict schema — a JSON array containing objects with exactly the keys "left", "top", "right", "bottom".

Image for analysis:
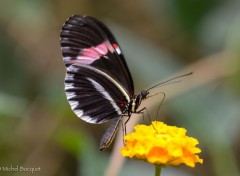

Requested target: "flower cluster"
[{"left": 121, "top": 121, "right": 203, "bottom": 167}]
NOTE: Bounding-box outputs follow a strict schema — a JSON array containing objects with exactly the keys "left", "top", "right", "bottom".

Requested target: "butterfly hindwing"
[{"left": 65, "top": 64, "right": 130, "bottom": 123}]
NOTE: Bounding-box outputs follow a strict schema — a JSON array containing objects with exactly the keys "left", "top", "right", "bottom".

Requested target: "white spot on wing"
[
  {"left": 68, "top": 100, "right": 78, "bottom": 109},
  {"left": 82, "top": 115, "right": 96, "bottom": 123},
  {"left": 67, "top": 98, "right": 100, "bottom": 123},
  {"left": 65, "top": 85, "right": 74, "bottom": 90},
  {"left": 74, "top": 109, "right": 97, "bottom": 123},
  {"left": 74, "top": 109, "right": 83, "bottom": 117},
  {"left": 66, "top": 92, "right": 75, "bottom": 99},
  {"left": 115, "top": 47, "right": 121, "bottom": 55},
  {"left": 65, "top": 81, "right": 104, "bottom": 124}
]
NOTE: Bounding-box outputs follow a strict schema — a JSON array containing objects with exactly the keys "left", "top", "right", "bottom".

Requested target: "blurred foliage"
[
  {"left": 171, "top": 0, "right": 218, "bottom": 36},
  {"left": 0, "top": 0, "right": 240, "bottom": 176}
]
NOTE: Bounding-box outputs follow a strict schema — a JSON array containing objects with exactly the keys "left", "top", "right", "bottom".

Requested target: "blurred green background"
[{"left": 0, "top": 0, "right": 240, "bottom": 176}]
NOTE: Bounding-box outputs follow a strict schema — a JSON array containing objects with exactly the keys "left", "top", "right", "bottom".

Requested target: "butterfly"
[{"left": 60, "top": 15, "right": 192, "bottom": 150}]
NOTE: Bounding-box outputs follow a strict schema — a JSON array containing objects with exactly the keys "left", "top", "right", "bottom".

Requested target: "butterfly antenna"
[{"left": 146, "top": 72, "right": 193, "bottom": 91}]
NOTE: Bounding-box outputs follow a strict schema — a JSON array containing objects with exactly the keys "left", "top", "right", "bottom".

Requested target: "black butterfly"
[{"left": 60, "top": 15, "right": 191, "bottom": 150}]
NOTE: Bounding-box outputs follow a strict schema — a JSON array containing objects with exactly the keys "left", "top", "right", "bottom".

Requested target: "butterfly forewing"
[
  {"left": 61, "top": 15, "right": 138, "bottom": 150},
  {"left": 60, "top": 15, "right": 134, "bottom": 95}
]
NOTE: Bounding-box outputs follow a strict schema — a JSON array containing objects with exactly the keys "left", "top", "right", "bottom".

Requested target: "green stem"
[{"left": 155, "top": 165, "right": 161, "bottom": 176}]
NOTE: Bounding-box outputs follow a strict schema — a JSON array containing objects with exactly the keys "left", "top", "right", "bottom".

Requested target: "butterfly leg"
[
  {"left": 120, "top": 115, "right": 130, "bottom": 146},
  {"left": 123, "top": 115, "right": 131, "bottom": 135},
  {"left": 155, "top": 92, "right": 165, "bottom": 121},
  {"left": 100, "top": 117, "right": 122, "bottom": 151}
]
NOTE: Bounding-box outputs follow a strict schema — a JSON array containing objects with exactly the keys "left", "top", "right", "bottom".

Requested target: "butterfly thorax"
[{"left": 125, "top": 90, "right": 149, "bottom": 116}]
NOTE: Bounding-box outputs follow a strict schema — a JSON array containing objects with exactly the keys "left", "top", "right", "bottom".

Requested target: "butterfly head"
[{"left": 140, "top": 90, "right": 149, "bottom": 99}]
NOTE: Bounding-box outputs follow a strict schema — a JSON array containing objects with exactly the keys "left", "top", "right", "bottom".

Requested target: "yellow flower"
[{"left": 121, "top": 121, "right": 203, "bottom": 167}]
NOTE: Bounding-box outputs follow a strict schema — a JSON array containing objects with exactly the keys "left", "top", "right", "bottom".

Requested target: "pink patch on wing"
[
  {"left": 94, "top": 43, "right": 108, "bottom": 55},
  {"left": 79, "top": 41, "right": 114, "bottom": 64},
  {"left": 81, "top": 49, "right": 99, "bottom": 58}
]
